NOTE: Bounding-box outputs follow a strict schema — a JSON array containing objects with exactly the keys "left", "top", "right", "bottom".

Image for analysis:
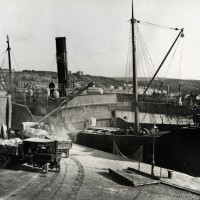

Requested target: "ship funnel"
[{"left": 55, "top": 37, "right": 68, "bottom": 97}]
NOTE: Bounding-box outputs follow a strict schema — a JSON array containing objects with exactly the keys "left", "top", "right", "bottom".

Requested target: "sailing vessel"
[
  {"left": 70, "top": 1, "right": 200, "bottom": 176},
  {"left": 71, "top": 0, "right": 173, "bottom": 165},
  {"left": 0, "top": 36, "right": 36, "bottom": 139}
]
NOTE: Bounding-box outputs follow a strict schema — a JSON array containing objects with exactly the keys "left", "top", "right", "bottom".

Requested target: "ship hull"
[
  {"left": 70, "top": 132, "right": 155, "bottom": 162},
  {"left": 70, "top": 127, "right": 200, "bottom": 176},
  {"left": 156, "top": 128, "right": 200, "bottom": 176}
]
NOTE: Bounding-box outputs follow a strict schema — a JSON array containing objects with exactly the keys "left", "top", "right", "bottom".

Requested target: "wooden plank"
[{"left": 109, "top": 168, "right": 160, "bottom": 187}]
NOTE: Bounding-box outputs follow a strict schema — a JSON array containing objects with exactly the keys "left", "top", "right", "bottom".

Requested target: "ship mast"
[
  {"left": 7, "top": 35, "right": 12, "bottom": 94},
  {"left": 131, "top": 0, "right": 139, "bottom": 134}
]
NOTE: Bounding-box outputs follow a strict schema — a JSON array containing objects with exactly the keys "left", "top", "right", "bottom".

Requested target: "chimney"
[{"left": 55, "top": 37, "right": 68, "bottom": 97}]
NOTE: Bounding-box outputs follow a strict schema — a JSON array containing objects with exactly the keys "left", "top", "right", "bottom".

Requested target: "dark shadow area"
[
  {"left": 7, "top": 163, "right": 58, "bottom": 174},
  {"left": 6, "top": 163, "right": 44, "bottom": 173},
  {"left": 97, "top": 171, "right": 132, "bottom": 186},
  {"left": 156, "top": 129, "right": 200, "bottom": 177}
]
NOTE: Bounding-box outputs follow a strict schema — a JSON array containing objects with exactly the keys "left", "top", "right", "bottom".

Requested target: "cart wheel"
[
  {"left": 7, "top": 156, "right": 12, "bottom": 164},
  {"left": 43, "top": 163, "right": 48, "bottom": 173},
  {"left": 0, "top": 155, "right": 8, "bottom": 169},
  {"left": 55, "top": 164, "right": 60, "bottom": 172},
  {"left": 65, "top": 150, "right": 69, "bottom": 158}
]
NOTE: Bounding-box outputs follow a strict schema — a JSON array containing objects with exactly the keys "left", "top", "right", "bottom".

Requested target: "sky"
[{"left": 0, "top": 0, "right": 200, "bottom": 80}]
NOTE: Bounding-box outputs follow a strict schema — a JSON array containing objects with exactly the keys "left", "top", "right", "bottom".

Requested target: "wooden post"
[{"left": 151, "top": 134, "right": 155, "bottom": 176}]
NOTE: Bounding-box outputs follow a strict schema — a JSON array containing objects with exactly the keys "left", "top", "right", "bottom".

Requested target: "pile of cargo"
[
  {"left": 45, "top": 135, "right": 72, "bottom": 151},
  {"left": 0, "top": 138, "right": 23, "bottom": 155},
  {"left": 45, "top": 135, "right": 69, "bottom": 142},
  {"left": 22, "top": 128, "right": 49, "bottom": 138},
  {"left": 21, "top": 122, "right": 72, "bottom": 155},
  {"left": 0, "top": 138, "right": 22, "bottom": 146}
]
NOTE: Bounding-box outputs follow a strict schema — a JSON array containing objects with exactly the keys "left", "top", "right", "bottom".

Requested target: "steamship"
[{"left": 8, "top": 30, "right": 200, "bottom": 176}]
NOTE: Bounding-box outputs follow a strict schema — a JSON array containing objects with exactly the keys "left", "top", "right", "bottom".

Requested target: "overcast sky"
[{"left": 0, "top": 0, "right": 200, "bottom": 80}]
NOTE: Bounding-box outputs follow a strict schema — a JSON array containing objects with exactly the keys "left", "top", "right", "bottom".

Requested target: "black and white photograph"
[{"left": 0, "top": 0, "right": 200, "bottom": 199}]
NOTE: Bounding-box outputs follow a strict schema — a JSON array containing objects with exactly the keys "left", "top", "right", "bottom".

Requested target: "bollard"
[{"left": 167, "top": 170, "right": 173, "bottom": 179}]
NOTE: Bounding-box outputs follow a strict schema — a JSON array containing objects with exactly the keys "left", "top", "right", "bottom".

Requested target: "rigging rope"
[
  {"left": 48, "top": 54, "right": 57, "bottom": 72},
  {"left": 11, "top": 50, "right": 21, "bottom": 71},
  {"left": 135, "top": 19, "right": 181, "bottom": 31},
  {"left": 136, "top": 23, "right": 156, "bottom": 77},
  {"left": 136, "top": 26, "right": 149, "bottom": 78},
  {"left": 135, "top": 22, "right": 165, "bottom": 100},
  {"left": 164, "top": 37, "right": 181, "bottom": 78},
  {"left": 0, "top": 67, "right": 8, "bottom": 91},
  {"left": 68, "top": 55, "right": 80, "bottom": 71},
  {"left": 178, "top": 36, "right": 184, "bottom": 84},
  {"left": 1, "top": 51, "right": 7, "bottom": 68},
  {"left": 0, "top": 50, "right": 7, "bottom": 58},
  {"left": 113, "top": 140, "right": 143, "bottom": 161},
  {"left": 0, "top": 51, "right": 8, "bottom": 91},
  {"left": 122, "top": 25, "right": 132, "bottom": 116},
  {"left": 140, "top": 112, "right": 148, "bottom": 123}
]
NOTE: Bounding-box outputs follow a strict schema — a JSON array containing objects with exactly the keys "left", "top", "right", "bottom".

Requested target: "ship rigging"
[{"left": 127, "top": 0, "right": 185, "bottom": 133}]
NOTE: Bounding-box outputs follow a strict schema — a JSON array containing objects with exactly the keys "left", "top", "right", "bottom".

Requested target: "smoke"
[
  {"left": 52, "top": 122, "right": 78, "bottom": 142},
  {"left": 54, "top": 127, "right": 70, "bottom": 139},
  {"left": 47, "top": 116, "right": 79, "bottom": 142},
  {"left": 65, "top": 123, "right": 76, "bottom": 132},
  {"left": 64, "top": 123, "right": 79, "bottom": 142}
]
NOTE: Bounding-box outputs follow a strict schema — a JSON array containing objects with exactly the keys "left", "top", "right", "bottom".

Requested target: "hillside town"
[{"left": 0, "top": 68, "right": 200, "bottom": 108}]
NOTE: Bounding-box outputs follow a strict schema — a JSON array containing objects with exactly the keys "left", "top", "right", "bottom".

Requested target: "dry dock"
[{"left": 1, "top": 144, "right": 200, "bottom": 200}]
